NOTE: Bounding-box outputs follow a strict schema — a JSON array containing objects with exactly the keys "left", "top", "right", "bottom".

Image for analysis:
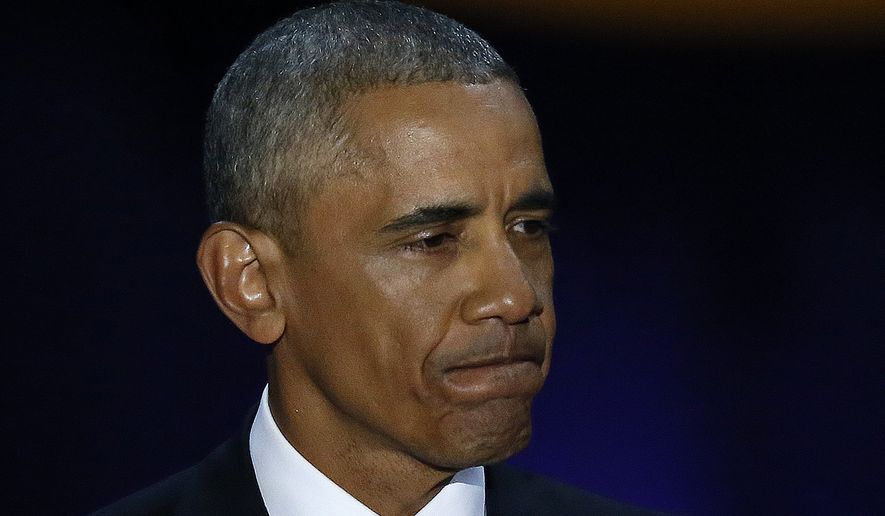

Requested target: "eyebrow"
[
  {"left": 378, "top": 187, "right": 557, "bottom": 234},
  {"left": 379, "top": 202, "right": 481, "bottom": 234},
  {"left": 511, "top": 188, "right": 557, "bottom": 212}
]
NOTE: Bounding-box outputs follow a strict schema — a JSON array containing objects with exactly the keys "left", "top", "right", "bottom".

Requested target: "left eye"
[{"left": 511, "top": 220, "right": 551, "bottom": 236}]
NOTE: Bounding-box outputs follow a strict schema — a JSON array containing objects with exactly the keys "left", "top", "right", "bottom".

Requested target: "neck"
[{"left": 267, "top": 358, "right": 455, "bottom": 515}]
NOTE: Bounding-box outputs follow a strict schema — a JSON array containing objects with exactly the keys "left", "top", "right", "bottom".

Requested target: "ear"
[{"left": 196, "top": 222, "right": 286, "bottom": 345}]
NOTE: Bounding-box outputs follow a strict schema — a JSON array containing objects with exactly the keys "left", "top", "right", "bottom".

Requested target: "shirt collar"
[{"left": 249, "top": 385, "right": 486, "bottom": 516}]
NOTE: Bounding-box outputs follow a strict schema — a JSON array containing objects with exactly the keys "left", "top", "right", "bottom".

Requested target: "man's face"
[{"left": 276, "top": 80, "right": 555, "bottom": 468}]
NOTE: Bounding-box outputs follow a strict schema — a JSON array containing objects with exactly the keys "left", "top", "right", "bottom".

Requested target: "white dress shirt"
[{"left": 250, "top": 385, "right": 486, "bottom": 515}]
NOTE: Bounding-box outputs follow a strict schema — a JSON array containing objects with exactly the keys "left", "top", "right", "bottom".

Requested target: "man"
[{"left": 95, "top": 1, "right": 658, "bottom": 514}]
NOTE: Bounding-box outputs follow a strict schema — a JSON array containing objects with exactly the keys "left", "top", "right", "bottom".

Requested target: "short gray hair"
[{"left": 204, "top": 0, "right": 519, "bottom": 245}]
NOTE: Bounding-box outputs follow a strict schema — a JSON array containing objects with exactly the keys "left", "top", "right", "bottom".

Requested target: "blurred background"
[{"left": 4, "top": 1, "right": 883, "bottom": 514}]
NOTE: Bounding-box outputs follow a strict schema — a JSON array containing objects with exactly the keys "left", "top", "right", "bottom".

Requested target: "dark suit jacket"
[{"left": 92, "top": 411, "right": 660, "bottom": 516}]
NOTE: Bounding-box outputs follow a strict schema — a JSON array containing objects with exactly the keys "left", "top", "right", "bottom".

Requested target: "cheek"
[
  {"left": 524, "top": 244, "right": 555, "bottom": 308},
  {"left": 358, "top": 256, "right": 471, "bottom": 396},
  {"left": 362, "top": 254, "right": 461, "bottom": 327},
  {"left": 526, "top": 248, "right": 555, "bottom": 371},
  {"left": 345, "top": 257, "right": 470, "bottom": 438},
  {"left": 540, "top": 302, "right": 556, "bottom": 376}
]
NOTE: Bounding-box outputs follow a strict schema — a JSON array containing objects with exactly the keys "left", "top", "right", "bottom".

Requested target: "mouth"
[{"left": 439, "top": 352, "right": 546, "bottom": 402}]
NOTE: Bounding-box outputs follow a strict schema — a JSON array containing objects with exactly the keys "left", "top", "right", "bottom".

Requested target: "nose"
[{"left": 460, "top": 238, "right": 543, "bottom": 325}]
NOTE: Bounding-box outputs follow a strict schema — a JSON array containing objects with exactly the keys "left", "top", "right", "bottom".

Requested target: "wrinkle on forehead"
[{"left": 339, "top": 81, "right": 543, "bottom": 185}]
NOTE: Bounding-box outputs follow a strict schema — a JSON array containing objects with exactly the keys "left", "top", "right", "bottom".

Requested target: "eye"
[
  {"left": 403, "top": 231, "right": 457, "bottom": 253},
  {"left": 511, "top": 219, "right": 553, "bottom": 237}
]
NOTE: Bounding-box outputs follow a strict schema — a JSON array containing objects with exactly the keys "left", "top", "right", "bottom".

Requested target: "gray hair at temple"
[{"left": 204, "top": 0, "right": 519, "bottom": 246}]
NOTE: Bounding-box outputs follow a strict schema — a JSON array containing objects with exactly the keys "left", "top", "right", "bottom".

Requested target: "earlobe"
[{"left": 196, "top": 223, "right": 286, "bottom": 345}]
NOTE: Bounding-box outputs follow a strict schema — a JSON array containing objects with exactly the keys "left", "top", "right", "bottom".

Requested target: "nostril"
[{"left": 531, "top": 302, "right": 544, "bottom": 318}]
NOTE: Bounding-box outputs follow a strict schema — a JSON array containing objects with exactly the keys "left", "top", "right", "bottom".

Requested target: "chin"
[{"left": 426, "top": 397, "right": 535, "bottom": 469}]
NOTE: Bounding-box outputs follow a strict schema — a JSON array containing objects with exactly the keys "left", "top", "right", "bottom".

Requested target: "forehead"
[
  {"left": 343, "top": 80, "right": 538, "bottom": 146},
  {"left": 338, "top": 80, "right": 549, "bottom": 200}
]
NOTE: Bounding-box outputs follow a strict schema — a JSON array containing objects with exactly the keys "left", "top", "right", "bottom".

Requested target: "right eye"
[{"left": 403, "top": 232, "right": 457, "bottom": 254}]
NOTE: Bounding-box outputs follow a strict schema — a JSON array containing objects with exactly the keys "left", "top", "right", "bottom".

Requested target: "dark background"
[{"left": 5, "top": 1, "right": 883, "bottom": 514}]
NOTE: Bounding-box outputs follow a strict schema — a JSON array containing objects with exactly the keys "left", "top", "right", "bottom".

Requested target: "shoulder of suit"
[
  {"left": 484, "top": 462, "right": 669, "bottom": 516},
  {"left": 88, "top": 463, "right": 196, "bottom": 516},
  {"left": 88, "top": 437, "right": 266, "bottom": 516}
]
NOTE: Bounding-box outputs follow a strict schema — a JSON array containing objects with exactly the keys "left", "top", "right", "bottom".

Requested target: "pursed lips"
[
  {"left": 443, "top": 347, "right": 545, "bottom": 371},
  {"left": 436, "top": 337, "right": 548, "bottom": 402}
]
